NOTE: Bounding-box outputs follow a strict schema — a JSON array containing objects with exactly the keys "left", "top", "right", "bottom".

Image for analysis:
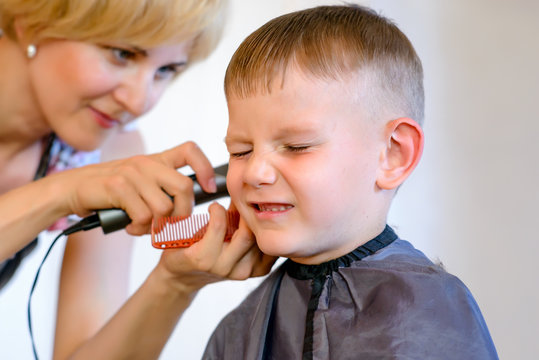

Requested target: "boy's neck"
[{"left": 289, "top": 220, "right": 389, "bottom": 265}]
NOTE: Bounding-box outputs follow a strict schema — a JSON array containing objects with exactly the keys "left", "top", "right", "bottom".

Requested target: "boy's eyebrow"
[
  {"left": 224, "top": 125, "right": 320, "bottom": 145},
  {"left": 224, "top": 134, "right": 250, "bottom": 146},
  {"left": 273, "top": 125, "right": 319, "bottom": 139}
]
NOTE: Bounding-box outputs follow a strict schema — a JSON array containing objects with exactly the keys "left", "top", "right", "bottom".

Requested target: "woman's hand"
[
  {"left": 54, "top": 141, "right": 217, "bottom": 235},
  {"left": 156, "top": 202, "right": 277, "bottom": 294}
]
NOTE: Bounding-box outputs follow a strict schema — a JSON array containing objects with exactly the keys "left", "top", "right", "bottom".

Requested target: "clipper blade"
[{"left": 151, "top": 211, "right": 240, "bottom": 249}]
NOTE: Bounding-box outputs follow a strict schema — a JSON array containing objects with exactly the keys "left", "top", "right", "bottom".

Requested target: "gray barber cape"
[{"left": 203, "top": 226, "right": 498, "bottom": 359}]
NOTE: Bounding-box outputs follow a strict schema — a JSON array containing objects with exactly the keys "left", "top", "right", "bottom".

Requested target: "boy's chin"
[
  {"left": 255, "top": 236, "right": 297, "bottom": 258},
  {"left": 255, "top": 236, "right": 316, "bottom": 263}
]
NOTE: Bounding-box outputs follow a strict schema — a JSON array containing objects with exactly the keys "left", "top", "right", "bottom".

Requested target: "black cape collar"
[{"left": 284, "top": 225, "right": 397, "bottom": 280}]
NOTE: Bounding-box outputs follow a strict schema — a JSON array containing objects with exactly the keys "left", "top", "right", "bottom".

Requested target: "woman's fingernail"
[{"left": 208, "top": 177, "right": 217, "bottom": 193}]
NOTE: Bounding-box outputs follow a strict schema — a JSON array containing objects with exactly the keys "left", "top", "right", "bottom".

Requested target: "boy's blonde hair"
[
  {"left": 0, "top": 0, "right": 227, "bottom": 63},
  {"left": 225, "top": 5, "right": 424, "bottom": 126}
]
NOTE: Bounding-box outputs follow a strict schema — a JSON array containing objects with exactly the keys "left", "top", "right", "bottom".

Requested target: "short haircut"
[
  {"left": 0, "top": 0, "right": 227, "bottom": 63},
  {"left": 225, "top": 4, "right": 424, "bottom": 126}
]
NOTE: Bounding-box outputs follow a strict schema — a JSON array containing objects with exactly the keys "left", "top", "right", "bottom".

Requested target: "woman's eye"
[
  {"left": 155, "top": 64, "right": 183, "bottom": 81},
  {"left": 110, "top": 47, "right": 137, "bottom": 63}
]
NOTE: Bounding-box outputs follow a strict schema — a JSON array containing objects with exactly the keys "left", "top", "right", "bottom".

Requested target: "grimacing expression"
[{"left": 225, "top": 70, "right": 386, "bottom": 264}]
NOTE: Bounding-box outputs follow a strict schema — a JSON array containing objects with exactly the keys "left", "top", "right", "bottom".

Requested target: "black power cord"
[{"left": 27, "top": 230, "right": 66, "bottom": 360}]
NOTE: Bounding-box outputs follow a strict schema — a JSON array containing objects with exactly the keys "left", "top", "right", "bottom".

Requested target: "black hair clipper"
[{"left": 63, "top": 163, "right": 229, "bottom": 235}]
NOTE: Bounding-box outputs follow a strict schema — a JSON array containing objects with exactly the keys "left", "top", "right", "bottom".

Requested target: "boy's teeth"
[{"left": 259, "top": 204, "right": 291, "bottom": 212}]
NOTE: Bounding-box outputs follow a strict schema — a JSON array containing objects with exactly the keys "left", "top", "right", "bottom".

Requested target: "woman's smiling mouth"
[{"left": 89, "top": 106, "right": 120, "bottom": 129}]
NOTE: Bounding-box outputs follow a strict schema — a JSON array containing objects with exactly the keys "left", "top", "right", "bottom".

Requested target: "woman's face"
[{"left": 27, "top": 39, "right": 192, "bottom": 151}]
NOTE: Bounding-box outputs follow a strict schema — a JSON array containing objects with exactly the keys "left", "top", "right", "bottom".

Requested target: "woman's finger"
[
  {"left": 182, "top": 202, "right": 228, "bottom": 272},
  {"left": 209, "top": 218, "right": 257, "bottom": 276},
  {"left": 151, "top": 141, "right": 217, "bottom": 193}
]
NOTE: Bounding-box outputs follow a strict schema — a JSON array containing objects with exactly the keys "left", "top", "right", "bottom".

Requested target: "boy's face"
[{"left": 225, "top": 70, "right": 387, "bottom": 264}]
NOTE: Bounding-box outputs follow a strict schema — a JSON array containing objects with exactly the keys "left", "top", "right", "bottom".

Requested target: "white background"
[{"left": 1, "top": 1, "right": 537, "bottom": 359}]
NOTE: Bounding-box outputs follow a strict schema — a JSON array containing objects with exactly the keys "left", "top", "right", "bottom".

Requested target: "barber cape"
[{"left": 203, "top": 226, "right": 498, "bottom": 360}]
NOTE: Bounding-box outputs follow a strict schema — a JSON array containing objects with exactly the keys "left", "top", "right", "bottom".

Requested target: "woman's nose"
[
  {"left": 113, "top": 70, "right": 155, "bottom": 117},
  {"left": 243, "top": 152, "right": 277, "bottom": 188}
]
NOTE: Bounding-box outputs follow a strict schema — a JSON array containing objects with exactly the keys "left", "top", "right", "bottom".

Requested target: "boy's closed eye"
[
  {"left": 228, "top": 144, "right": 313, "bottom": 158},
  {"left": 229, "top": 149, "right": 252, "bottom": 158},
  {"left": 282, "top": 144, "right": 312, "bottom": 153}
]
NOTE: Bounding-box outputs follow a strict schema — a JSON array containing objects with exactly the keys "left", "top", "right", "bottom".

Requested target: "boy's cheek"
[
  {"left": 226, "top": 172, "right": 240, "bottom": 199},
  {"left": 228, "top": 188, "right": 249, "bottom": 218}
]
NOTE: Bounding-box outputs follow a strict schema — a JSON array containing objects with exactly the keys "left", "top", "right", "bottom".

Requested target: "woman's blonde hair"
[{"left": 0, "top": 0, "right": 227, "bottom": 63}]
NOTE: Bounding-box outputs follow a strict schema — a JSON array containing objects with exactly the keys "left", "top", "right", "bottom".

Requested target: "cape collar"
[{"left": 284, "top": 225, "right": 398, "bottom": 280}]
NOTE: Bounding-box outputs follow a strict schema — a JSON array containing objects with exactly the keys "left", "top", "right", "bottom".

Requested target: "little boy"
[{"left": 204, "top": 5, "right": 498, "bottom": 359}]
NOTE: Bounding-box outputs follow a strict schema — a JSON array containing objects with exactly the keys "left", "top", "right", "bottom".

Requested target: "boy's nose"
[
  {"left": 244, "top": 153, "right": 277, "bottom": 188},
  {"left": 113, "top": 71, "right": 155, "bottom": 117}
]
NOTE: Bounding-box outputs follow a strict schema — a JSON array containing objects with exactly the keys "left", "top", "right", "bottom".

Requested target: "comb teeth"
[{"left": 151, "top": 211, "right": 239, "bottom": 249}]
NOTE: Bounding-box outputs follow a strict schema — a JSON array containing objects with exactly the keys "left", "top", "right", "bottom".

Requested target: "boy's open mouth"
[{"left": 252, "top": 203, "right": 294, "bottom": 212}]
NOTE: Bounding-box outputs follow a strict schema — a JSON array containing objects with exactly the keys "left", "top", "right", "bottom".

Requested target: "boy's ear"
[{"left": 376, "top": 118, "right": 424, "bottom": 190}]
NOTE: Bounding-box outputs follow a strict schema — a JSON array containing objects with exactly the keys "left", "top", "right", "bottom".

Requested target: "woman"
[{"left": 0, "top": 0, "right": 274, "bottom": 358}]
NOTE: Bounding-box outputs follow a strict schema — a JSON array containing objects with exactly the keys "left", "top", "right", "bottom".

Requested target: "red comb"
[{"left": 151, "top": 211, "right": 240, "bottom": 249}]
